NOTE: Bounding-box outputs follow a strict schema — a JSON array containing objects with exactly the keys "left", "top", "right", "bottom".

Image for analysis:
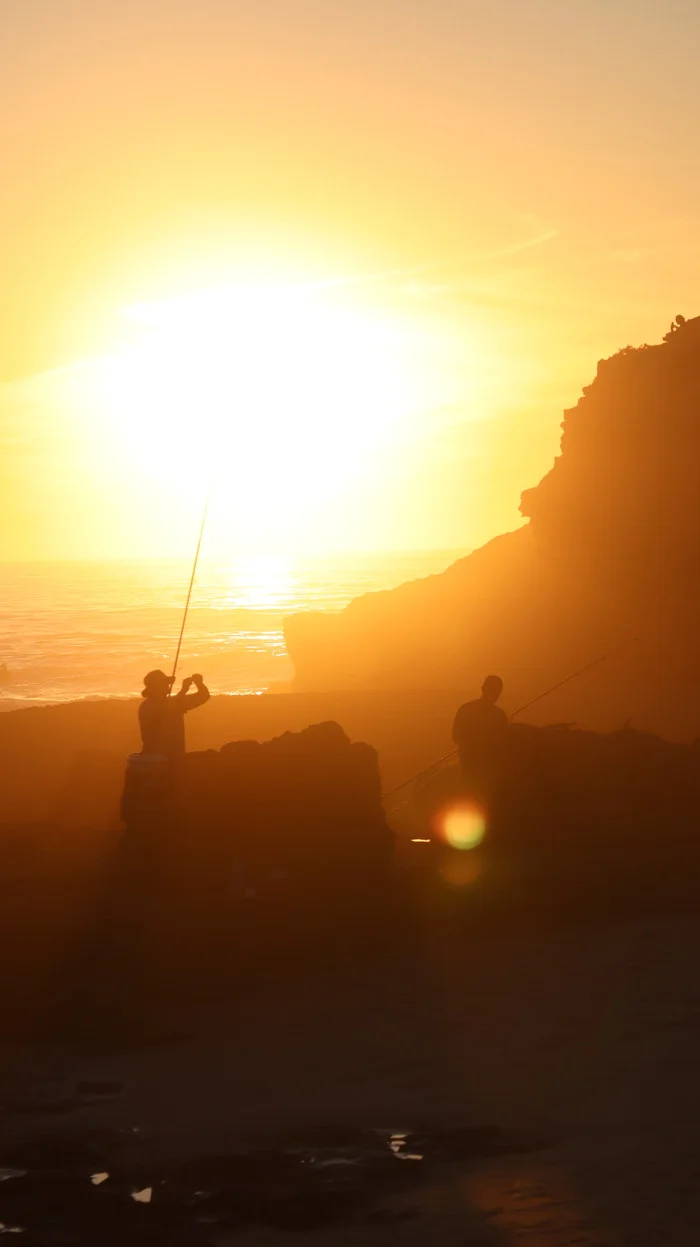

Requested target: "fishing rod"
[
  {"left": 506, "top": 636, "right": 638, "bottom": 722},
  {"left": 169, "top": 490, "right": 211, "bottom": 691},
  {"left": 381, "top": 634, "right": 639, "bottom": 804}
]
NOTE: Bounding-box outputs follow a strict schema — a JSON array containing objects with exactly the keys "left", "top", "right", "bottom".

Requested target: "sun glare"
[
  {"left": 230, "top": 555, "right": 295, "bottom": 609},
  {"left": 94, "top": 279, "right": 435, "bottom": 551}
]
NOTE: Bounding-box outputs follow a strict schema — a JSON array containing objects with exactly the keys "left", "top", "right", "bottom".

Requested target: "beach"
[
  {"left": 4, "top": 908, "right": 700, "bottom": 1245},
  {"left": 1, "top": 682, "right": 699, "bottom": 1245},
  {"left": 1, "top": 691, "right": 700, "bottom": 1242}
]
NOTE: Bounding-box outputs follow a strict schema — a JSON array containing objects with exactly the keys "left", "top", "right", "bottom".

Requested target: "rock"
[
  {"left": 284, "top": 319, "right": 700, "bottom": 740},
  {"left": 120, "top": 721, "right": 395, "bottom": 906}
]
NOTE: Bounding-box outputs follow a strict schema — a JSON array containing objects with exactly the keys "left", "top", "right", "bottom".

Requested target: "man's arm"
[
  {"left": 171, "top": 677, "right": 194, "bottom": 708},
  {"left": 452, "top": 704, "right": 465, "bottom": 744},
  {"left": 183, "top": 674, "right": 210, "bottom": 712}
]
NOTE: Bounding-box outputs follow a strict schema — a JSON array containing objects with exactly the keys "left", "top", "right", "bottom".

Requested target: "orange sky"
[{"left": 2, "top": 0, "right": 700, "bottom": 559}]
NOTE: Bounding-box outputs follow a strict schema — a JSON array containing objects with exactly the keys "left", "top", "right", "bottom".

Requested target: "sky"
[{"left": 2, "top": 0, "right": 700, "bottom": 560}]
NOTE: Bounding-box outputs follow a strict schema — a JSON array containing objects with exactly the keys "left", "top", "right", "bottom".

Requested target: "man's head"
[
  {"left": 142, "top": 669, "right": 174, "bottom": 699},
  {"left": 481, "top": 674, "right": 503, "bottom": 704}
]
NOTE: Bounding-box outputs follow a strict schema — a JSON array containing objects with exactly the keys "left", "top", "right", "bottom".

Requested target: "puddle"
[{"left": 0, "top": 1125, "right": 544, "bottom": 1241}]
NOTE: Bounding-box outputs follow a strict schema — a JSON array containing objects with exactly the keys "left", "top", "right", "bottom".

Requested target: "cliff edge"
[{"left": 284, "top": 316, "right": 700, "bottom": 739}]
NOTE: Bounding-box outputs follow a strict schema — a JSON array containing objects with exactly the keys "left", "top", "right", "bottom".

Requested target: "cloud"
[
  {"left": 475, "top": 228, "right": 559, "bottom": 262},
  {"left": 314, "top": 223, "right": 559, "bottom": 297}
]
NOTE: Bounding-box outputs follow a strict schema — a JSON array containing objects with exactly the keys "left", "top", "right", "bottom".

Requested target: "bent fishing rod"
[
  {"left": 382, "top": 634, "right": 639, "bottom": 804},
  {"left": 169, "top": 490, "right": 211, "bottom": 692}
]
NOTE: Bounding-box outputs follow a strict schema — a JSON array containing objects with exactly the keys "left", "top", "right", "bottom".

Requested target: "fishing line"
[{"left": 381, "top": 635, "right": 639, "bottom": 804}]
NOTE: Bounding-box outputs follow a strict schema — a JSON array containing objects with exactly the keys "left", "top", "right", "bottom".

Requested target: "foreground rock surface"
[
  {"left": 2, "top": 710, "right": 700, "bottom": 1240},
  {"left": 4, "top": 916, "right": 700, "bottom": 1245},
  {"left": 122, "top": 720, "right": 393, "bottom": 897}
]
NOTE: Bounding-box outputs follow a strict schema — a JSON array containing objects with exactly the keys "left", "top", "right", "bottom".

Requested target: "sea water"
[{"left": 0, "top": 551, "right": 465, "bottom": 707}]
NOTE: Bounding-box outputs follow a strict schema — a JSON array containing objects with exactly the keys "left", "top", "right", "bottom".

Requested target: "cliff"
[{"left": 285, "top": 316, "right": 700, "bottom": 739}]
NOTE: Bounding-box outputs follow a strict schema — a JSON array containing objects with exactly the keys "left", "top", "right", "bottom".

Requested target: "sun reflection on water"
[{"left": 225, "top": 556, "right": 296, "bottom": 610}]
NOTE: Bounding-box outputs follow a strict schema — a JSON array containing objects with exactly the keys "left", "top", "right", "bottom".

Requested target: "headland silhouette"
[{"left": 285, "top": 316, "right": 700, "bottom": 741}]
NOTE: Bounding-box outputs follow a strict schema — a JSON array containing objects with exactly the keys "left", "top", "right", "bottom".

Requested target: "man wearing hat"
[{"left": 139, "top": 670, "right": 210, "bottom": 762}]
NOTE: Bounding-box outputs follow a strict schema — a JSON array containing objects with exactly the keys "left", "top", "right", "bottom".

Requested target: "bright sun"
[{"left": 95, "top": 279, "right": 435, "bottom": 550}]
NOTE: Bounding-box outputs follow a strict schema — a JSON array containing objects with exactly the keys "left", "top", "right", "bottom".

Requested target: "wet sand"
[{"left": 4, "top": 913, "right": 700, "bottom": 1244}]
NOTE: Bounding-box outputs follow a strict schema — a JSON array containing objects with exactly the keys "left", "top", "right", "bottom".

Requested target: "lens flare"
[{"left": 434, "top": 799, "right": 487, "bottom": 850}]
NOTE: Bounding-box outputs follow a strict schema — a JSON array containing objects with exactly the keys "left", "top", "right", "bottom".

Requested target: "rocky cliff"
[{"left": 284, "top": 317, "right": 700, "bottom": 740}]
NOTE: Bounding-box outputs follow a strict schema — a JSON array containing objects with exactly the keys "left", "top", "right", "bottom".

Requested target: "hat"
[{"left": 142, "top": 669, "right": 174, "bottom": 696}]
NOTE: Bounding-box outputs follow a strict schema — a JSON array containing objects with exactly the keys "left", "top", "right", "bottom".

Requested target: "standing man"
[
  {"left": 139, "top": 670, "right": 210, "bottom": 762},
  {"left": 452, "top": 674, "right": 508, "bottom": 800},
  {"left": 122, "top": 667, "right": 210, "bottom": 828}
]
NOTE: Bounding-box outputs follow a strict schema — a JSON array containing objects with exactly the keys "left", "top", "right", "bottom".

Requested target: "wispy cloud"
[
  {"left": 475, "top": 228, "right": 559, "bottom": 263},
  {"left": 314, "top": 224, "right": 559, "bottom": 295}
]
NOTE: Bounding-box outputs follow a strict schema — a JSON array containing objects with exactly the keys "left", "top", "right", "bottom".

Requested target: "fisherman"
[
  {"left": 139, "top": 669, "right": 210, "bottom": 763},
  {"left": 121, "top": 668, "right": 211, "bottom": 829},
  {"left": 452, "top": 674, "right": 508, "bottom": 800}
]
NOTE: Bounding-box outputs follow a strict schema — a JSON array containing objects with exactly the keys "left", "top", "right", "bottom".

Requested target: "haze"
[{"left": 2, "top": 0, "right": 700, "bottom": 559}]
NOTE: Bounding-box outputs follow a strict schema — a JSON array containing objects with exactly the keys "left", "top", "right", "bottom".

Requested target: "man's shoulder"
[
  {"left": 453, "top": 699, "right": 482, "bottom": 727},
  {"left": 454, "top": 699, "right": 507, "bottom": 729},
  {"left": 455, "top": 698, "right": 481, "bottom": 715}
]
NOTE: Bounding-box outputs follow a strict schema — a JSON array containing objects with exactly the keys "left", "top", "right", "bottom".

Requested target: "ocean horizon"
[{"left": 0, "top": 550, "right": 468, "bottom": 708}]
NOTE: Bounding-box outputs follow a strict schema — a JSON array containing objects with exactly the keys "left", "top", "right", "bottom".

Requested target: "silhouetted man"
[
  {"left": 452, "top": 675, "right": 508, "bottom": 799},
  {"left": 139, "top": 670, "right": 210, "bottom": 763}
]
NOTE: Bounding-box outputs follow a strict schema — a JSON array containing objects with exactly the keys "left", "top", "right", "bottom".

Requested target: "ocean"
[{"left": 0, "top": 551, "right": 465, "bottom": 707}]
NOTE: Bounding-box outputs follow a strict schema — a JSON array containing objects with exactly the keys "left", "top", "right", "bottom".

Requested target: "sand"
[
  {"left": 4, "top": 912, "right": 700, "bottom": 1244},
  {"left": 3, "top": 693, "right": 700, "bottom": 1242}
]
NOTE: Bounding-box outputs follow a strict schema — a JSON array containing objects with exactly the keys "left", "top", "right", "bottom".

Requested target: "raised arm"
[{"left": 183, "top": 674, "right": 210, "bottom": 711}]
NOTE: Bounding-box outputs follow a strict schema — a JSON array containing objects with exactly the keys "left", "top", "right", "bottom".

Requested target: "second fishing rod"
[{"left": 382, "top": 635, "right": 639, "bottom": 806}]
